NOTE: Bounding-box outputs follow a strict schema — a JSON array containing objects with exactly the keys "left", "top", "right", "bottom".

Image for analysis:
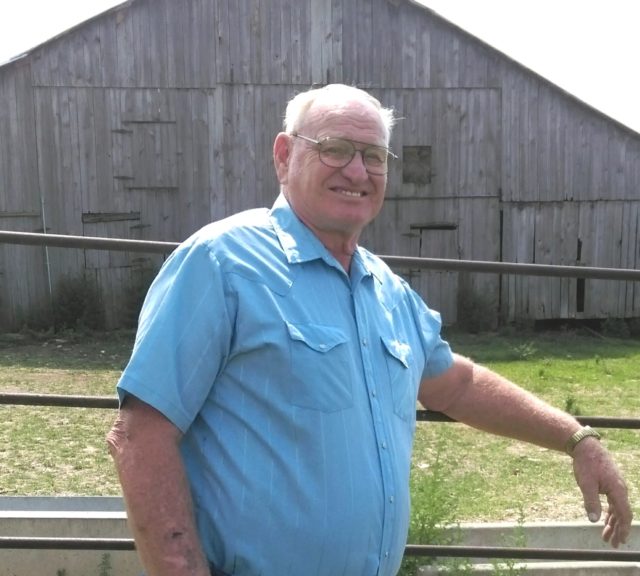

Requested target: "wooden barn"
[{"left": 1, "top": 0, "right": 639, "bottom": 330}]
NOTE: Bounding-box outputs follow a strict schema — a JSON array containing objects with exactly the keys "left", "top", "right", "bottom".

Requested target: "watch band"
[{"left": 565, "top": 425, "right": 601, "bottom": 456}]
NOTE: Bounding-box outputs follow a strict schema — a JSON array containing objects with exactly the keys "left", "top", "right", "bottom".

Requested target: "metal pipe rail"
[
  {"left": 403, "top": 544, "right": 640, "bottom": 562},
  {"left": 0, "top": 230, "right": 177, "bottom": 254},
  {"left": 1, "top": 536, "right": 639, "bottom": 563},
  {"left": 3, "top": 393, "right": 640, "bottom": 430},
  {"left": 2, "top": 229, "right": 640, "bottom": 280},
  {"left": 0, "top": 392, "right": 119, "bottom": 409},
  {"left": 0, "top": 537, "right": 135, "bottom": 551},
  {"left": 2, "top": 229, "right": 639, "bottom": 565}
]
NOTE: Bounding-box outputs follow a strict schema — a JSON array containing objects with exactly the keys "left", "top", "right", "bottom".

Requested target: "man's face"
[{"left": 275, "top": 98, "right": 389, "bottom": 243}]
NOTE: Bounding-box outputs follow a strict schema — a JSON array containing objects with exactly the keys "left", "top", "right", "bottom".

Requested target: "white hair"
[{"left": 282, "top": 84, "right": 396, "bottom": 143}]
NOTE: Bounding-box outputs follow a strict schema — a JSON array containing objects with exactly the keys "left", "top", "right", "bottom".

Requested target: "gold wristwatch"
[{"left": 565, "top": 426, "right": 601, "bottom": 456}]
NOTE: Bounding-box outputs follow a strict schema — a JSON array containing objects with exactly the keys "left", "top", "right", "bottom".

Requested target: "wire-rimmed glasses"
[{"left": 292, "top": 134, "right": 396, "bottom": 175}]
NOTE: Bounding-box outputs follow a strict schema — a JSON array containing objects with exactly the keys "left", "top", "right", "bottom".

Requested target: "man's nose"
[{"left": 341, "top": 150, "right": 369, "bottom": 179}]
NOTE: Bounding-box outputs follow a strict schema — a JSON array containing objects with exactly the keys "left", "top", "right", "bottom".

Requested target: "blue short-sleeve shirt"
[{"left": 117, "top": 194, "right": 454, "bottom": 576}]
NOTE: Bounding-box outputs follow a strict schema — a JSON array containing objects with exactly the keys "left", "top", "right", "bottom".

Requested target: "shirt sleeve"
[
  {"left": 116, "top": 239, "right": 234, "bottom": 433},
  {"left": 406, "top": 285, "right": 454, "bottom": 379}
]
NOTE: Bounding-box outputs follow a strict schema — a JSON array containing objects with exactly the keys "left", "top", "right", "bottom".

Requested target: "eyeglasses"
[{"left": 292, "top": 134, "right": 396, "bottom": 175}]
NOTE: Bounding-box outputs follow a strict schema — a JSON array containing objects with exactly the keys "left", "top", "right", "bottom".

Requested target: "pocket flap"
[
  {"left": 285, "top": 322, "right": 348, "bottom": 353},
  {"left": 381, "top": 336, "right": 411, "bottom": 368}
]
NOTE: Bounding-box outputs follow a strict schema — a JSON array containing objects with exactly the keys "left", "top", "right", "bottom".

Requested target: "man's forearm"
[
  {"left": 457, "top": 362, "right": 579, "bottom": 449},
  {"left": 107, "top": 403, "right": 210, "bottom": 576},
  {"left": 424, "top": 354, "right": 580, "bottom": 451}
]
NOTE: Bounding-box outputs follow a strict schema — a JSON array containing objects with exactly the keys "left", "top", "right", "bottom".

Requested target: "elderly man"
[{"left": 107, "top": 84, "right": 631, "bottom": 576}]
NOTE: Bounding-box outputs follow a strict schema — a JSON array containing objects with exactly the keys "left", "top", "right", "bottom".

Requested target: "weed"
[
  {"left": 398, "top": 433, "right": 472, "bottom": 575},
  {"left": 98, "top": 553, "right": 113, "bottom": 576},
  {"left": 512, "top": 342, "right": 536, "bottom": 360},
  {"left": 52, "top": 553, "right": 112, "bottom": 576},
  {"left": 490, "top": 507, "right": 527, "bottom": 575},
  {"left": 594, "top": 355, "right": 613, "bottom": 376},
  {"left": 564, "top": 396, "right": 582, "bottom": 416}
]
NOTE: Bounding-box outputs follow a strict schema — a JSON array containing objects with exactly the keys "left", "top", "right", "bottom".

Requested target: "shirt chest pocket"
[
  {"left": 381, "top": 336, "right": 418, "bottom": 422},
  {"left": 286, "top": 322, "right": 353, "bottom": 412}
]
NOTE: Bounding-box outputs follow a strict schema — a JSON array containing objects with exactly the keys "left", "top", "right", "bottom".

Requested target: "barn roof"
[{"left": 1, "top": 0, "right": 637, "bottom": 136}]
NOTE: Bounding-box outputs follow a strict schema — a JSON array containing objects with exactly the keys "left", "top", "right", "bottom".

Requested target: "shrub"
[
  {"left": 456, "top": 275, "right": 497, "bottom": 334},
  {"left": 52, "top": 273, "right": 105, "bottom": 332},
  {"left": 601, "top": 318, "right": 630, "bottom": 339},
  {"left": 628, "top": 318, "right": 640, "bottom": 338},
  {"left": 122, "top": 266, "right": 158, "bottom": 328}
]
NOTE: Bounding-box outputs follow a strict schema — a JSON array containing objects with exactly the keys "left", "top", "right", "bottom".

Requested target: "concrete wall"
[{"left": 0, "top": 497, "right": 141, "bottom": 576}]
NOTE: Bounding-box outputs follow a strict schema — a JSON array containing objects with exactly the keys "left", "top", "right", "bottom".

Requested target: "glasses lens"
[
  {"left": 315, "top": 137, "right": 390, "bottom": 174},
  {"left": 362, "top": 146, "right": 389, "bottom": 174},
  {"left": 317, "top": 138, "right": 355, "bottom": 168}
]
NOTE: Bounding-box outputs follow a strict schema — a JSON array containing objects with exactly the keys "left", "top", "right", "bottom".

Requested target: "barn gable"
[{"left": 1, "top": 0, "right": 639, "bottom": 329}]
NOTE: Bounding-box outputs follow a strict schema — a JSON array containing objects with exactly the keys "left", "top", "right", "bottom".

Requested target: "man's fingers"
[
  {"left": 602, "top": 511, "right": 615, "bottom": 543},
  {"left": 604, "top": 497, "right": 633, "bottom": 547},
  {"left": 582, "top": 491, "right": 602, "bottom": 523}
]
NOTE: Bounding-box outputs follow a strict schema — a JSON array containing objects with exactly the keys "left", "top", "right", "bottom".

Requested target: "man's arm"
[
  {"left": 106, "top": 396, "right": 210, "bottom": 576},
  {"left": 418, "top": 353, "right": 632, "bottom": 548}
]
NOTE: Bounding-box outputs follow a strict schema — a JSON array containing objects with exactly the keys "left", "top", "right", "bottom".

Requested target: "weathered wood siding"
[
  {"left": 0, "top": 61, "right": 49, "bottom": 328},
  {"left": 26, "top": 84, "right": 291, "bottom": 327},
  {"left": 362, "top": 87, "right": 501, "bottom": 322},
  {"left": 1, "top": 0, "right": 639, "bottom": 329},
  {"left": 498, "top": 64, "right": 640, "bottom": 320}
]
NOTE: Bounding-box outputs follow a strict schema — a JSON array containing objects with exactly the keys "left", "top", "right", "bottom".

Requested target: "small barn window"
[{"left": 402, "top": 146, "right": 432, "bottom": 185}]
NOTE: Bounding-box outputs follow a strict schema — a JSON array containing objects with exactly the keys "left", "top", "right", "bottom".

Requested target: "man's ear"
[{"left": 273, "top": 132, "right": 291, "bottom": 185}]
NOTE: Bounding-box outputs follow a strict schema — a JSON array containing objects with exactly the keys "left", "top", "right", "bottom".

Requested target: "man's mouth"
[{"left": 332, "top": 188, "right": 366, "bottom": 198}]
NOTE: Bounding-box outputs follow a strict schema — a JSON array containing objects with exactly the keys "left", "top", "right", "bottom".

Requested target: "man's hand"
[{"left": 572, "top": 437, "right": 633, "bottom": 548}]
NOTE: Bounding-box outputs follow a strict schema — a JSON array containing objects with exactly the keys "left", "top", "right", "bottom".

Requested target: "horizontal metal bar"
[
  {"left": 0, "top": 230, "right": 177, "bottom": 254},
  {"left": 417, "top": 410, "right": 640, "bottom": 429},
  {"left": 404, "top": 544, "right": 640, "bottom": 562},
  {"left": 1, "top": 537, "right": 638, "bottom": 563},
  {"left": 567, "top": 416, "right": 640, "bottom": 429},
  {"left": 3, "top": 394, "right": 640, "bottom": 430},
  {"left": 2, "top": 230, "right": 640, "bottom": 280},
  {"left": 0, "top": 537, "right": 135, "bottom": 551},
  {"left": 0, "top": 393, "right": 118, "bottom": 409},
  {"left": 379, "top": 254, "right": 640, "bottom": 281}
]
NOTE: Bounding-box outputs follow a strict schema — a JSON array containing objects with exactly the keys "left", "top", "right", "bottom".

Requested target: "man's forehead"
[{"left": 302, "top": 98, "right": 386, "bottom": 139}]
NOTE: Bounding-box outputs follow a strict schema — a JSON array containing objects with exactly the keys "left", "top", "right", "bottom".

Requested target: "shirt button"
[
  {"left": 381, "top": 441, "right": 387, "bottom": 449},
  {"left": 389, "top": 496, "right": 395, "bottom": 503},
  {"left": 371, "top": 389, "right": 377, "bottom": 397},
  {"left": 384, "top": 551, "right": 389, "bottom": 558},
  {"left": 362, "top": 338, "right": 368, "bottom": 346}
]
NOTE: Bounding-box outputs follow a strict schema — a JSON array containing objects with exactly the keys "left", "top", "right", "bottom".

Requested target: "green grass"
[
  {"left": 1, "top": 327, "right": 638, "bottom": 526},
  {"left": 412, "top": 327, "right": 640, "bottom": 523},
  {"left": 0, "top": 330, "right": 132, "bottom": 496}
]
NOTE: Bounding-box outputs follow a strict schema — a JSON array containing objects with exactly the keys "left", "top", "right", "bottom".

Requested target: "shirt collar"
[{"left": 269, "top": 193, "right": 375, "bottom": 280}]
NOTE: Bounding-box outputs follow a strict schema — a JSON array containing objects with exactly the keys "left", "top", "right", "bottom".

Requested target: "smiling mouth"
[{"left": 332, "top": 188, "right": 366, "bottom": 198}]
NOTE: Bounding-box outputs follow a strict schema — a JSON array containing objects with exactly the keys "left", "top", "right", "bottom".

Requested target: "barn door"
[{"left": 414, "top": 222, "right": 460, "bottom": 322}]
